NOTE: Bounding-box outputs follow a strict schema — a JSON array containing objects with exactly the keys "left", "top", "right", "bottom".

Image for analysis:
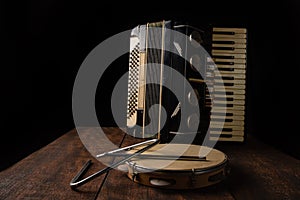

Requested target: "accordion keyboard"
[{"left": 210, "top": 27, "right": 247, "bottom": 142}]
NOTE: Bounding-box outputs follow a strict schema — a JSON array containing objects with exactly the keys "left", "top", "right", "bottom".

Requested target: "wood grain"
[
  {"left": 0, "top": 127, "right": 126, "bottom": 200},
  {"left": 0, "top": 129, "right": 102, "bottom": 200},
  {"left": 217, "top": 137, "right": 300, "bottom": 200},
  {"left": 0, "top": 127, "right": 299, "bottom": 200}
]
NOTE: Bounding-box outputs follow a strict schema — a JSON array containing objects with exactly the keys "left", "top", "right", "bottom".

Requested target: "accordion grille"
[{"left": 127, "top": 42, "right": 140, "bottom": 119}]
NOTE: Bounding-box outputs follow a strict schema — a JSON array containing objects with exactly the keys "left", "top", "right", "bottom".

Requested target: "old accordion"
[{"left": 126, "top": 20, "right": 247, "bottom": 143}]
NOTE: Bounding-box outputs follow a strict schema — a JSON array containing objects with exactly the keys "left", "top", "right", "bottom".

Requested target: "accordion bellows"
[{"left": 126, "top": 20, "right": 247, "bottom": 143}]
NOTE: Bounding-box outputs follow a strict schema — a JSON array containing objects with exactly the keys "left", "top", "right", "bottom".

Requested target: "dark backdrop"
[{"left": 1, "top": 1, "right": 299, "bottom": 171}]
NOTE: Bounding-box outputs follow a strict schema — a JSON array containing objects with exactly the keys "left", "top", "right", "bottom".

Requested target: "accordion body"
[{"left": 126, "top": 20, "right": 247, "bottom": 143}]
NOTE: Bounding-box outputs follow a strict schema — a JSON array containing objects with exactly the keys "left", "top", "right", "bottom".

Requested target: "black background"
[{"left": 1, "top": 1, "right": 300, "bottom": 171}]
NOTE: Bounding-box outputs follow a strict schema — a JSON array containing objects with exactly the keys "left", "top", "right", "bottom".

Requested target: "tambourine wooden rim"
[{"left": 126, "top": 144, "right": 229, "bottom": 189}]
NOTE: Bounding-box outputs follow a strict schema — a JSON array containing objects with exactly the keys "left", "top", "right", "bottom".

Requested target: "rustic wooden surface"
[{"left": 0, "top": 127, "right": 299, "bottom": 200}]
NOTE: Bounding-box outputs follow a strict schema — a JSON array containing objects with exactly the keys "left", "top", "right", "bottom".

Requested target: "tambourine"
[{"left": 125, "top": 143, "right": 229, "bottom": 189}]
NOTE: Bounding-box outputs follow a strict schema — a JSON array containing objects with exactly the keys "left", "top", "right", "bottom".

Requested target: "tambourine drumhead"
[{"left": 126, "top": 144, "right": 229, "bottom": 189}]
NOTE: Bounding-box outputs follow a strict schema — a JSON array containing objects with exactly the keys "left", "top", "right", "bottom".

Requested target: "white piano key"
[
  {"left": 212, "top": 43, "right": 247, "bottom": 48},
  {"left": 213, "top": 58, "right": 246, "bottom": 64},
  {"left": 213, "top": 99, "right": 245, "bottom": 105},
  {"left": 211, "top": 109, "right": 245, "bottom": 116},
  {"left": 213, "top": 94, "right": 245, "bottom": 100},
  {"left": 213, "top": 33, "right": 247, "bottom": 39},
  {"left": 211, "top": 115, "right": 245, "bottom": 121},
  {"left": 212, "top": 37, "right": 247, "bottom": 44},
  {"left": 213, "top": 27, "right": 247, "bottom": 34},
  {"left": 209, "top": 136, "right": 244, "bottom": 142},
  {"left": 214, "top": 64, "right": 246, "bottom": 69},
  {"left": 212, "top": 53, "right": 246, "bottom": 59},
  {"left": 210, "top": 130, "right": 244, "bottom": 136},
  {"left": 214, "top": 79, "right": 246, "bottom": 84},
  {"left": 210, "top": 124, "right": 245, "bottom": 131}
]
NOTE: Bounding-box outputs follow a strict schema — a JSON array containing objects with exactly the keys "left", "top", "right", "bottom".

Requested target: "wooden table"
[{"left": 0, "top": 127, "right": 299, "bottom": 200}]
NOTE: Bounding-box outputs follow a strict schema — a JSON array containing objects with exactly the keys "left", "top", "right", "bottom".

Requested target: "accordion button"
[
  {"left": 189, "top": 31, "right": 203, "bottom": 48},
  {"left": 190, "top": 55, "right": 201, "bottom": 71},
  {"left": 188, "top": 89, "right": 200, "bottom": 106},
  {"left": 187, "top": 113, "right": 199, "bottom": 130}
]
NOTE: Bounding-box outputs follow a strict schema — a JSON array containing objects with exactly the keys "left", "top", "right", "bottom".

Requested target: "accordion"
[{"left": 126, "top": 20, "right": 247, "bottom": 143}]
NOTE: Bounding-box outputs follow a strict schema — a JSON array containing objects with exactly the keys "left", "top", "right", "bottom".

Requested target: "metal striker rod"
[
  {"left": 103, "top": 153, "right": 207, "bottom": 161},
  {"left": 96, "top": 139, "right": 158, "bottom": 158},
  {"left": 70, "top": 139, "right": 160, "bottom": 189}
]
